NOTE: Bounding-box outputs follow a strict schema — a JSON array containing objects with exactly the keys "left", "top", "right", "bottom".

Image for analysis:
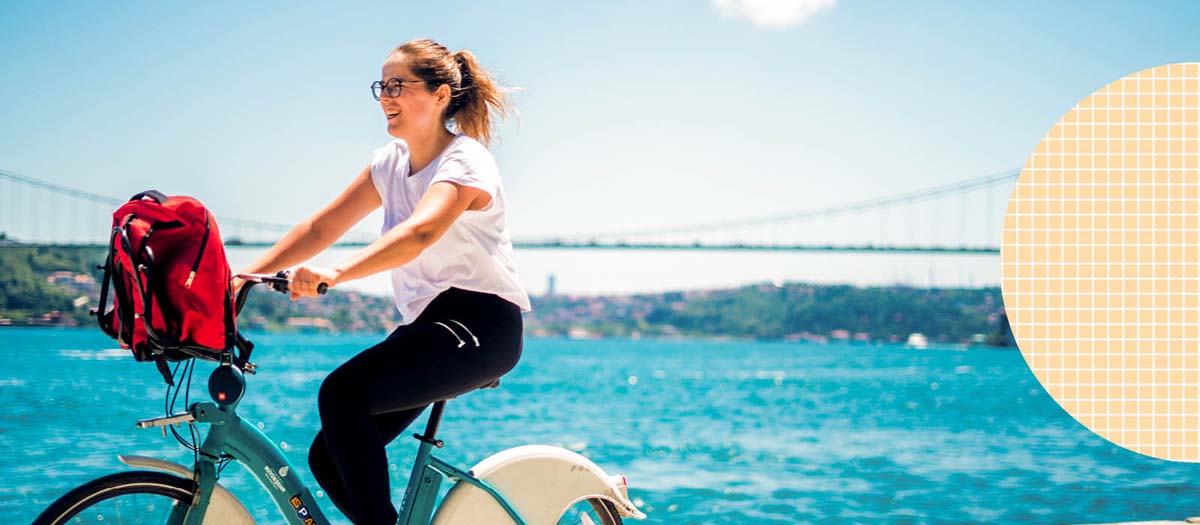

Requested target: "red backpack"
[{"left": 96, "top": 190, "right": 236, "bottom": 383}]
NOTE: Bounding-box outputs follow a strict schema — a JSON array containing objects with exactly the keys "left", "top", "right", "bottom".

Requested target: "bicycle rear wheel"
[{"left": 34, "top": 471, "right": 196, "bottom": 525}]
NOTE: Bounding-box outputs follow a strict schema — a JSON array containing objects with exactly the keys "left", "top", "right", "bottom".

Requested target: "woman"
[{"left": 234, "top": 38, "right": 531, "bottom": 524}]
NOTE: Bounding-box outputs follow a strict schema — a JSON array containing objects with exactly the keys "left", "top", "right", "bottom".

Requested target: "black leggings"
[{"left": 307, "top": 287, "right": 523, "bottom": 525}]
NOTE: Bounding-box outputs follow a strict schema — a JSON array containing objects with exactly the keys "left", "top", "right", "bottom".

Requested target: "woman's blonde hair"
[{"left": 392, "top": 38, "right": 513, "bottom": 146}]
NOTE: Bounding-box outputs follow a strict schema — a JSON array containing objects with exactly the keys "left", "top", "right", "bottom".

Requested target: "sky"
[{"left": 2, "top": 1, "right": 1199, "bottom": 295}]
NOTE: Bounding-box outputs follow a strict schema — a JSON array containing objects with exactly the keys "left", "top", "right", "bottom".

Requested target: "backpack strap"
[
  {"left": 129, "top": 190, "right": 168, "bottom": 203},
  {"left": 94, "top": 227, "right": 119, "bottom": 339},
  {"left": 108, "top": 222, "right": 140, "bottom": 349}
]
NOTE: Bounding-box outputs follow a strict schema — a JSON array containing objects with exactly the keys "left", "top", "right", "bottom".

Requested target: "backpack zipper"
[
  {"left": 447, "top": 319, "right": 480, "bottom": 347},
  {"left": 434, "top": 322, "right": 466, "bottom": 348},
  {"left": 185, "top": 211, "right": 211, "bottom": 289}
]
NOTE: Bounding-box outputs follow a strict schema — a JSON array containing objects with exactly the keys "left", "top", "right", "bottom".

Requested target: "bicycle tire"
[{"left": 33, "top": 470, "right": 196, "bottom": 525}]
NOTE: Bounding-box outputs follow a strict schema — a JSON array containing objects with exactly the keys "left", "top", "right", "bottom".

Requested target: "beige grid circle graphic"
[{"left": 1000, "top": 63, "right": 1200, "bottom": 461}]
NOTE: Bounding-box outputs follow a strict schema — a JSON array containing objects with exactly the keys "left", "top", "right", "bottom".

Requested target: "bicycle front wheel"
[{"left": 34, "top": 471, "right": 196, "bottom": 525}]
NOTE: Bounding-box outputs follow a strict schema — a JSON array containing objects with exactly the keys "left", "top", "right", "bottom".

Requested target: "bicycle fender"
[
  {"left": 117, "top": 454, "right": 256, "bottom": 525},
  {"left": 430, "top": 445, "right": 646, "bottom": 525}
]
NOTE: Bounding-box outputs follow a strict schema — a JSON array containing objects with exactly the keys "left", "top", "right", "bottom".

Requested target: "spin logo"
[{"left": 289, "top": 495, "right": 318, "bottom": 525}]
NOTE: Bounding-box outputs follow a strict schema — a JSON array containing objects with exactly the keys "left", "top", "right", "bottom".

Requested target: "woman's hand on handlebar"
[
  {"left": 233, "top": 269, "right": 332, "bottom": 302},
  {"left": 288, "top": 265, "right": 339, "bottom": 300}
]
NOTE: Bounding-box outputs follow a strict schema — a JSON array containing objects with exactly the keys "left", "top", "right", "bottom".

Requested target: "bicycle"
[{"left": 34, "top": 272, "right": 646, "bottom": 525}]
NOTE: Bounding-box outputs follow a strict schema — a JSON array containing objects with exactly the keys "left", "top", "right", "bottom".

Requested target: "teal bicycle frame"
[
  {"left": 133, "top": 275, "right": 535, "bottom": 525},
  {"left": 160, "top": 366, "right": 530, "bottom": 525}
]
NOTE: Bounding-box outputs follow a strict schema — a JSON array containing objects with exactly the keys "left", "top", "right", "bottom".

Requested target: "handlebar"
[
  {"left": 238, "top": 270, "right": 328, "bottom": 295},
  {"left": 234, "top": 270, "right": 327, "bottom": 314}
]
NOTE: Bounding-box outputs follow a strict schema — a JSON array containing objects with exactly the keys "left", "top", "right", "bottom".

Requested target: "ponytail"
[{"left": 448, "top": 50, "right": 512, "bottom": 146}]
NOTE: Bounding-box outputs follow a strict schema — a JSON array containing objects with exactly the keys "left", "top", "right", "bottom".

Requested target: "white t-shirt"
[{"left": 368, "top": 134, "right": 532, "bottom": 324}]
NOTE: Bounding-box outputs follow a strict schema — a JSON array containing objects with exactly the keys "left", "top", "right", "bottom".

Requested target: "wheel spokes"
[{"left": 77, "top": 493, "right": 179, "bottom": 524}]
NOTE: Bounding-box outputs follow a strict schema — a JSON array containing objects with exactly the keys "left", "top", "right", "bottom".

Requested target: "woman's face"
[{"left": 378, "top": 54, "right": 448, "bottom": 139}]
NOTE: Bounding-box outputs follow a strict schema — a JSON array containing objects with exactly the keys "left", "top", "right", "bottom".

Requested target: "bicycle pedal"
[{"left": 412, "top": 433, "right": 444, "bottom": 448}]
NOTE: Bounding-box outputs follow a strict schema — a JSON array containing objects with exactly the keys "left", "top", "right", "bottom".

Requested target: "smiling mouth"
[{"left": 386, "top": 112, "right": 400, "bottom": 120}]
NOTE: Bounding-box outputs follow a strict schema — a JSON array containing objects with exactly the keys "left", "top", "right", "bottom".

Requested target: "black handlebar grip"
[
  {"left": 272, "top": 270, "right": 328, "bottom": 295},
  {"left": 272, "top": 271, "right": 291, "bottom": 293}
]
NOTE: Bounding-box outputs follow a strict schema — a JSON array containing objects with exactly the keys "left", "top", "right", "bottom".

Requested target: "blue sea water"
[{"left": 3, "top": 328, "right": 1200, "bottom": 524}]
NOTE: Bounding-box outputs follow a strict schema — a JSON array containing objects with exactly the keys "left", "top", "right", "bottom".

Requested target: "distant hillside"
[
  {"left": 1, "top": 246, "right": 1012, "bottom": 345},
  {"left": 525, "top": 283, "right": 1011, "bottom": 346},
  {"left": 0, "top": 246, "right": 400, "bottom": 332},
  {"left": 0, "top": 246, "right": 101, "bottom": 325}
]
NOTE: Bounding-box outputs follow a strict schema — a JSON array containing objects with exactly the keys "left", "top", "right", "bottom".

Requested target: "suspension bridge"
[{"left": 0, "top": 167, "right": 1016, "bottom": 254}]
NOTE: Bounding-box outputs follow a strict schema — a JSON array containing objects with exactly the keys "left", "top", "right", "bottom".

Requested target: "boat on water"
[{"left": 905, "top": 332, "right": 928, "bottom": 349}]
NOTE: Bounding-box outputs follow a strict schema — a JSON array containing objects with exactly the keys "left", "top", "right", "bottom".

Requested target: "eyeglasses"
[{"left": 370, "top": 78, "right": 426, "bottom": 101}]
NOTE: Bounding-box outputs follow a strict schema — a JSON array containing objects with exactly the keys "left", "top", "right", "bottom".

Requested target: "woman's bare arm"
[
  {"left": 335, "top": 180, "right": 485, "bottom": 280},
  {"left": 238, "top": 165, "right": 381, "bottom": 277},
  {"left": 285, "top": 180, "right": 487, "bottom": 297}
]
